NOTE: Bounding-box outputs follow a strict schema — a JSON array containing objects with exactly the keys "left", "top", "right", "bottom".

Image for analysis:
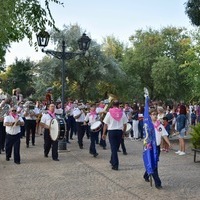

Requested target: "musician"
[
  {"left": 65, "top": 99, "right": 76, "bottom": 140},
  {"left": 23, "top": 102, "right": 39, "bottom": 147},
  {"left": 17, "top": 101, "right": 26, "bottom": 138},
  {"left": 0, "top": 114, "right": 5, "bottom": 153},
  {"left": 4, "top": 107, "right": 24, "bottom": 164},
  {"left": 0, "top": 98, "right": 11, "bottom": 153},
  {"left": 40, "top": 104, "right": 59, "bottom": 161},
  {"left": 96, "top": 101, "right": 107, "bottom": 149},
  {"left": 73, "top": 103, "right": 86, "bottom": 149},
  {"left": 102, "top": 100, "right": 128, "bottom": 170},
  {"left": 45, "top": 88, "right": 53, "bottom": 106},
  {"left": 143, "top": 108, "right": 171, "bottom": 189},
  {"left": 35, "top": 101, "right": 44, "bottom": 135},
  {"left": 123, "top": 103, "right": 133, "bottom": 139},
  {"left": 84, "top": 104, "right": 99, "bottom": 157}
]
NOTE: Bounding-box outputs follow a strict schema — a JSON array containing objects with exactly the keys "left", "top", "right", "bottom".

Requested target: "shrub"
[{"left": 190, "top": 123, "right": 200, "bottom": 149}]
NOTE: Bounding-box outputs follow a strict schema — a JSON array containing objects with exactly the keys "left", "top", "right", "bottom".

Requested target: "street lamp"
[
  {"left": 36, "top": 30, "right": 91, "bottom": 150},
  {"left": 36, "top": 30, "right": 91, "bottom": 116}
]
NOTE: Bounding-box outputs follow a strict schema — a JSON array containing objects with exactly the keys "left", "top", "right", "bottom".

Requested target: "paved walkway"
[{"left": 0, "top": 134, "right": 199, "bottom": 200}]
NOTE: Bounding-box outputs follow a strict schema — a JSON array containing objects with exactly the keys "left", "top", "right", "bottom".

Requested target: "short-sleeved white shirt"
[
  {"left": 85, "top": 113, "right": 98, "bottom": 126},
  {"left": 103, "top": 112, "right": 128, "bottom": 130},
  {"left": 154, "top": 123, "right": 168, "bottom": 146},
  {"left": 73, "top": 108, "right": 85, "bottom": 122},
  {"left": 4, "top": 115, "right": 24, "bottom": 135},
  {"left": 40, "top": 113, "right": 54, "bottom": 126}
]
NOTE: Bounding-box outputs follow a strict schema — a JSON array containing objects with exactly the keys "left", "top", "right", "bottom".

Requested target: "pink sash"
[{"left": 109, "top": 108, "right": 123, "bottom": 121}]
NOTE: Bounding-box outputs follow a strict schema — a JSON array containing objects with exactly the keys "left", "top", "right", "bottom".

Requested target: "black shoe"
[
  {"left": 79, "top": 146, "right": 83, "bottom": 149},
  {"left": 123, "top": 152, "right": 128, "bottom": 155},
  {"left": 32, "top": 143, "right": 35, "bottom": 146},
  {"left": 155, "top": 186, "right": 163, "bottom": 190},
  {"left": 6, "top": 157, "right": 10, "bottom": 161},
  {"left": 53, "top": 158, "right": 59, "bottom": 161},
  {"left": 112, "top": 166, "right": 118, "bottom": 170},
  {"left": 14, "top": 161, "right": 20, "bottom": 164},
  {"left": 103, "top": 147, "right": 107, "bottom": 150},
  {"left": 118, "top": 149, "right": 121, "bottom": 152},
  {"left": 144, "top": 179, "right": 150, "bottom": 182},
  {"left": 44, "top": 154, "right": 48, "bottom": 158},
  {"left": 26, "top": 144, "right": 29, "bottom": 148},
  {"left": 70, "top": 138, "right": 73, "bottom": 140},
  {"left": 93, "top": 153, "right": 99, "bottom": 157},
  {"left": 89, "top": 151, "right": 93, "bottom": 155},
  {"left": 67, "top": 141, "right": 71, "bottom": 144}
]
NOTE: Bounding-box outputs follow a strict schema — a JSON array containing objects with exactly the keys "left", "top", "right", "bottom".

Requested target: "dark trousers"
[
  {"left": 67, "top": 116, "right": 76, "bottom": 139},
  {"left": 89, "top": 129, "right": 99, "bottom": 154},
  {"left": 86, "top": 124, "right": 90, "bottom": 139},
  {"left": 76, "top": 122, "right": 85, "bottom": 148},
  {"left": 143, "top": 146, "right": 161, "bottom": 187},
  {"left": 25, "top": 120, "right": 36, "bottom": 145},
  {"left": 120, "top": 138, "right": 127, "bottom": 153},
  {"left": 20, "top": 117, "right": 26, "bottom": 137},
  {"left": 99, "top": 125, "right": 106, "bottom": 148},
  {"left": 108, "top": 130, "right": 122, "bottom": 168},
  {"left": 0, "top": 121, "right": 6, "bottom": 151},
  {"left": 44, "top": 129, "right": 58, "bottom": 160},
  {"left": 5, "top": 133, "right": 21, "bottom": 162},
  {"left": 138, "top": 120, "right": 144, "bottom": 139},
  {"left": 128, "top": 121, "right": 133, "bottom": 138}
]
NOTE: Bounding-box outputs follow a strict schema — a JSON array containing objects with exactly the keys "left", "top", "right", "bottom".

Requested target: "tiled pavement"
[{"left": 0, "top": 134, "right": 199, "bottom": 200}]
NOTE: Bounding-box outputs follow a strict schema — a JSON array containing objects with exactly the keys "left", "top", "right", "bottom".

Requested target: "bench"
[{"left": 192, "top": 148, "right": 200, "bottom": 163}]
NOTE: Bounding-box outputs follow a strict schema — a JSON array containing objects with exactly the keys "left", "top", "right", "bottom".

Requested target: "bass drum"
[{"left": 49, "top": 118, "right": 66, "bottom": 141}]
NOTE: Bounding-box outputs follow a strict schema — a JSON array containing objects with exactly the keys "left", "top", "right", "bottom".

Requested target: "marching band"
[{"left": 0, "top": 87, "right": 194, "bottom": 172}]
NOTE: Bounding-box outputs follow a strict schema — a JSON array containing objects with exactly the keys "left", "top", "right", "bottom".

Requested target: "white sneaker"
[
  {"left": 175, "top": 150, "right": 181, "bottom": 154},
  {"left": 179, "top": 151, "right": 186, "bottom": 156}
]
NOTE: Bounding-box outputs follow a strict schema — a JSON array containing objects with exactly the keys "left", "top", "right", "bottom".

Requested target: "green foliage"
[
  {"left": 0, "top": 0, "right": 63, "bottom": 65},
  {"left": 190, "top": 123, "right": 200, "bottom": 149},
  {"left": 185, "top": 0, "right": 200, "bottom": 26}
]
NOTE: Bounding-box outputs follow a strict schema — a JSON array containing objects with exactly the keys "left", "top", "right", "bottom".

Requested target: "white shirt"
[
  {"left": 103, "top": 112, "right": 128, "bottom": 130},
  {"left": 40, "top": 113, "right": 55, "bottom": 126},
  {"left": 85, "top": 113, "right": 98, "bottom": 126},
  {"left": 153, "top": 123, "right": 168, "bottom": 146},
  {"left": 96, "top": 107, "right": 104, "bottom": 114},
  {"left": 4, "top": 115, "right": 24, "bottom": 135},
  {"left": 73, "top": 108, "right": 85, "bottom": 122}
]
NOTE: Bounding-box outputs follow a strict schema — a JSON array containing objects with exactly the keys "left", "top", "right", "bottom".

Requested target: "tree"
[
  {"left": 185, "top": 0, "right": 200, "bottom": 26},
  {"left": 0, "top": 58, "right": 35, "bottom": 97},
  {"left": 0, "top": 0, "right": 63, "bottom": 65},
  {"left": 123, "top": 27, "right": 193, "bottom": 101}
]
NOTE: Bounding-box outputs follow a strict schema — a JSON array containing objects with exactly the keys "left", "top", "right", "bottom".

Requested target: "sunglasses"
[{"left": 11, "top": 110, "right": 17, "bottom": 112}]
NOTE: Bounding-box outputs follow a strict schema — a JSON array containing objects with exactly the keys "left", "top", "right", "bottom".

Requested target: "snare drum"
[
  {"left": 90, "top": 121, "right": 102, "bottom": 132},
  {"left": 49, "top": 118, "right": 67, "bottom": 141}
]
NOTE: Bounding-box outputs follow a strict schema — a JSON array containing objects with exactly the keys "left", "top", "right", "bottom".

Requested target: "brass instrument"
[
  {"left": 0, "top": 104, "right": 10, "bottom": 118},
  {"left": 23, "top": 101, "right": 36, "bottom": 117},
  {"left": 100, "top": 94, "right": 117, "bottom": 120}
]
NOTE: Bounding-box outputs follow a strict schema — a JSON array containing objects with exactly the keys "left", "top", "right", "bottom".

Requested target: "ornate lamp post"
[
  {"left": 37, "top": 30, "right": 91, "bottom": 116},
  {"left": 37, "top": 30, "right": 91, "bottom": 149}
]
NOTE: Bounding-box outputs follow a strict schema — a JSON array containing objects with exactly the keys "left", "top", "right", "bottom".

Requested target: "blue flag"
[{"left": 143, "top": 95, "right": 158, "bottom": 175}]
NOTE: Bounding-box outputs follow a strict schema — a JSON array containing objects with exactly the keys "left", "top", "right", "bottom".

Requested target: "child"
[{"left": 162, "top": 117, "right": 170, "bottom": 152}]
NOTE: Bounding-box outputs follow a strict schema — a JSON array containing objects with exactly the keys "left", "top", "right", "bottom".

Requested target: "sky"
[{"left": 5, "top": 0, "right": 194, "bottom": 66}]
